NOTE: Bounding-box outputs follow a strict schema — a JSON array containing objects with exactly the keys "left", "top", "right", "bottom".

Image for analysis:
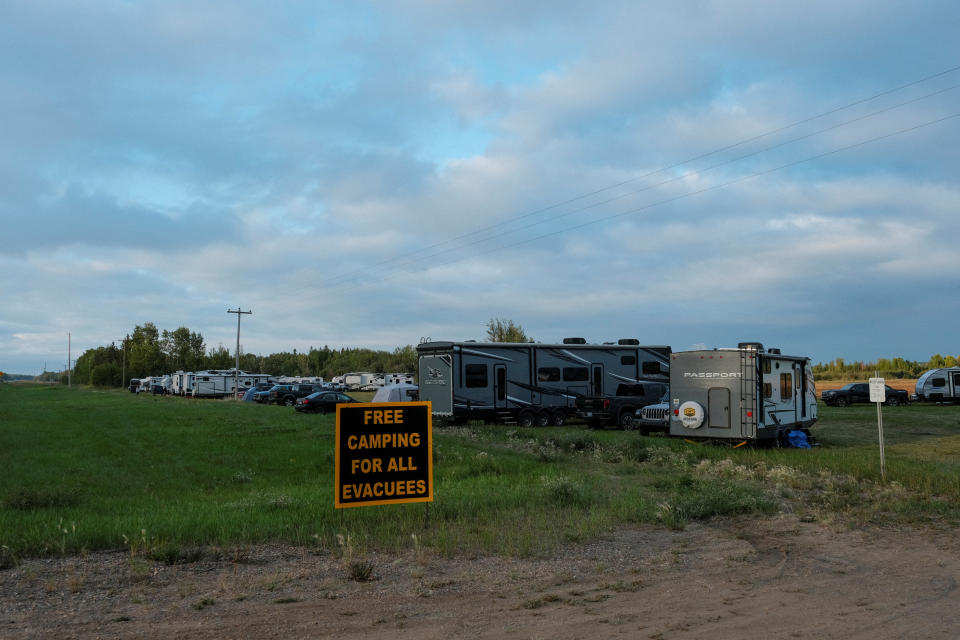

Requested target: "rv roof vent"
[
  {"left": 563, "top": 337, "right": 587, "bottom": 344},
  {"left": 767, "top": 348, "right": 781, "bottom": 354},
  {"left": 618, "top": 338, "right": 640, "bottom": 345},
  {"left": 737, "top": 342, "right": 764, "bottom": 352}
]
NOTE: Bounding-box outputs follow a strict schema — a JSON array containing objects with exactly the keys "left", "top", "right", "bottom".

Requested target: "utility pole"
[
  {"left": 118, "top": 336, "right": 127, "bottom": 391},
  {"left": 227, "top": 308, "right": 252, "bottom": 399}
]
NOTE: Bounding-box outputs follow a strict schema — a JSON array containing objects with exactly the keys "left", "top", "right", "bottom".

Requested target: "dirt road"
[{"left": 3, "top": 515, "right": 958, "bottom": 639}]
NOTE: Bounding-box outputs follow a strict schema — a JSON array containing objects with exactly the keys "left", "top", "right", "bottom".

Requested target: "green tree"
[
  {"left": 161, "top": 327, "right": 206, "bottom": 372},
  {"left": 485, "top": 318, "right": 532, "bottom": 343},
  {"left": 128, "top": 323, "right": 163, "bottom": 377},
  {"left": 206, "top": 344, "right": 233, "bottom": 369}
]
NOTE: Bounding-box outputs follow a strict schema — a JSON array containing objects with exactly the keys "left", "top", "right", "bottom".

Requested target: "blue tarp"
[{"left": 787, "top": 430, "right": 811, "bottom": 448}]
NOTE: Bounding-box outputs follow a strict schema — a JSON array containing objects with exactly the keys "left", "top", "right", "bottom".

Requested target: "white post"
[{"left": 869, "top": 375, "right": 886, "bottom": 481}]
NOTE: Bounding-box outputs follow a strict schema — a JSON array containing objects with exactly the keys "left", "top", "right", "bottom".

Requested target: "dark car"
[
  {"left": 295, "top": 391, "right": 359, "bottom": 414},
  {"left": 269, "top": 383, "right": 324, "bottom": 406},
  {"left": 821, "top": 382, "right": 909, "bottom": 407},
  {"left": 576, "top": 382, "right": 669, "bottom": 429}
]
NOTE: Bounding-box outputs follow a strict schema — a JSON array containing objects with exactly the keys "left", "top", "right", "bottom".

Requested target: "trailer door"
[
  {"left": 494, "top": 364, "right": 507, "bottom": 409},
  {"left": 418, "top": 353, "right": 454, "bottom": 416},
  {"left": 708, "top": 387, "right": 731, "bottom": 429},
  {"left": 591, "top": 365, "right": 604, "bottom": 396},
  {"left": 952, "top": 371, "right": 960, "bottom": 399}
]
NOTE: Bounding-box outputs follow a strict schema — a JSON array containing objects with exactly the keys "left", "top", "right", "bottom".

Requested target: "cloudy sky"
[{"left": 2, "top": 1, "right": 959, "bottom": 375}]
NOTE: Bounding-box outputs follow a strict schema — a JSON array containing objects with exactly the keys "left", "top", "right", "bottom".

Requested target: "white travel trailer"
[
  {"left": 343, "top": 372, "right": 380, "bottom": 390},
  {"left": 136, "top": 375, "right": 172, "bottom": 394},
  {"left": 668, "top": 343, "right": 818, "bottom": 443},
  {"left": 915, "top": 367, "right": 960, "bottom": 403},
  {"left": 170, "top": 370, "right": 198, "bottom": 396},
  {"left": 277, "top": 376, "right": 325, "bottom": 385},
  {"left": 417, "top": 338, "right": 670, "bottom": 426},
  {"left": 383, "top": 373, "right": 415, "bottom": 386},
  {"left": 183, "top": 370, "right": 273, "bottom": 398}
]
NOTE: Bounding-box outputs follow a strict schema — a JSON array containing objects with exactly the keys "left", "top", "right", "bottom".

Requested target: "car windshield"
[{"left": 841, "top": 383, "right": 857, "bottom": 390}]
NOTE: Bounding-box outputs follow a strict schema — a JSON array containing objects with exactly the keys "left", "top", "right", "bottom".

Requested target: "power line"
[
  {"left": 316, "top": 80, "right": 960, "bottom": 287},
  {"left": 316, "top": 64, "right": 960, "bottom": 288},
  {"left": 313, "top": 110, "right": 960, "bottom": 294}
]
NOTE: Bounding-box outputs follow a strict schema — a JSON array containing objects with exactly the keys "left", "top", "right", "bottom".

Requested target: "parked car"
[
  {"left": 295, "top": 391, "right": 359, "bottom": 414},
  {"left": 265, "top": 383, "right": 320, "bottom": 406},
  {"left": 576, "top": 382, "right": 668, "bottom": 429},
  {"left": 634, "top": 393, "right": 671, "bottom": 433},
  {"left": 821, "top": 383, "right": 909, "bottom": 407}
]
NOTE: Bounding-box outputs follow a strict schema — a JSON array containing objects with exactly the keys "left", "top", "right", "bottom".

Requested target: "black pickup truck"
[
  {"left": 821, "top": 382, "right": 909, "bottom": 407},
  {"left": 268, "top": 383, "right": 322, "bottom": 406},
  {"left": 576, "top": 382, "right": 668, "bottom": 429}
]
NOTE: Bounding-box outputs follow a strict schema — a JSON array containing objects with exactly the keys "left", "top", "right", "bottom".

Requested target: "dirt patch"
[{"left": 3, "top": 515, "right": 958, "bottom": 639}]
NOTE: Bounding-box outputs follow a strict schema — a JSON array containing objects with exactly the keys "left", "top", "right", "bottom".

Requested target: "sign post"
[
  {"left": 869, "top": 376, "right": 886, "bottom": 481},
  {"left": 335, "top": 402, "right": 433, "bottom": 509}
]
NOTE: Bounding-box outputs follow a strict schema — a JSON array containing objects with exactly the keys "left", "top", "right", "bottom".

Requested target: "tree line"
[
  {"left": 54, "top": 317, "right": 959, "bottom": 386},
  {"left": 812, "top": 354, "right": 960, "bottom": 380},
  {"left": 66, "top": 322, "right": 417, "bottom": 388}
]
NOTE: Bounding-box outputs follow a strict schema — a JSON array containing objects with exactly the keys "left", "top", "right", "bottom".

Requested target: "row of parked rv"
[
  {"left": 127, "top": 370, "right": 414, "bottom": 398},
  {"left": 417, "top": 338, "right": 960, "bottom": 444},
  {"left": 416, "top": 338, "right": 819, "bottom": 444}
]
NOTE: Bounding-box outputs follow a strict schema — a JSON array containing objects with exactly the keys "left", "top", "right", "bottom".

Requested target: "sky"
[{"left": 2, "top": 1, "right": 959, "bottom": 375}]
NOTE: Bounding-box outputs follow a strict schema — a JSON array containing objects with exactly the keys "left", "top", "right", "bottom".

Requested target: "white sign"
[{"left": 869, "top": 377, "right": 886, "bottom": 403}]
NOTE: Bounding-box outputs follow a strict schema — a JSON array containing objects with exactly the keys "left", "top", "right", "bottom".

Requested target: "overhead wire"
[
  {"left": 314, "top": 64, "right": 960, "bottom": 288},
  {"left": 312, "top": 80, "right": 960, "bottom": 289},
  {"left": 311, "top": 110, "right": 960, "bottom": 295}
]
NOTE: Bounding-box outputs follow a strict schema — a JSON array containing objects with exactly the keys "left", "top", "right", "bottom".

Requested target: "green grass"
[{"left": 0, "top": 385, "right": 958, "bottom": 561}]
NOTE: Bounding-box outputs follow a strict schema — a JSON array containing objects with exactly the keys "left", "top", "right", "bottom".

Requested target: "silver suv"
[{"left": 634, "top": 393, "right": 670, "bottom": 433}]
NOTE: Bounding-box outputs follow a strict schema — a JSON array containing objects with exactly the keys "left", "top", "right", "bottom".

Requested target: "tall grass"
[{"left": 1, "top": 384, "right": 957, "bottom": 561}]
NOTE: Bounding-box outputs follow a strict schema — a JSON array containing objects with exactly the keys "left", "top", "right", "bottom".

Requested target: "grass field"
[{"left": 1, "top": 384, "right": 958, "bottom": 565}]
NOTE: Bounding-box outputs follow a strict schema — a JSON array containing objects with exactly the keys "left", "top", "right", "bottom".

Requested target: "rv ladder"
[
  {"left": 496, "top": 410, "right": 518, "bottom": 426},
  {"left": 740, "top": 350, "right": 758, "bottom": 439}
]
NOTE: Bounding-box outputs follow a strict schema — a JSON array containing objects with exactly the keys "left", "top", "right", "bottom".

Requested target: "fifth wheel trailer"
[
  {"left": 417, "top": 339, "right": 670, "bottom": 426},
  {"left": 668, "top": 343, "right": 817, "bottom": 443}
]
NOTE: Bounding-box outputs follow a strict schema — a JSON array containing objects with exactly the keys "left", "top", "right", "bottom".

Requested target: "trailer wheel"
[
  {"left": 518, "top": 410, "right": 535, "bottom": 427},
  {"left": 535, "top": 411, "right": 551, "bottom": 427},
  {"left": 835, "top": 397, "right": 848, "bottom": 408},
  {"left": 551, "top": 410, "right": 567, "bottom": 427},
  {"left": 619, "top": 410, "right": 636, "bottom": 430}
]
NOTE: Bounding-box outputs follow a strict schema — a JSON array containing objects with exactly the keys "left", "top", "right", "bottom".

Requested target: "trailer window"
[
  {"left": 763, "top": 382, "right": 772, "bottom": 398},
  {"left": 932, "top": 377, "right": 946, "bottom": 388},
  {"left": 763, "top": 360, "right": 772, "bottom": 374},
  {"left": 465, "top": 364, "right": 488, "bottom": 388},
  {"left": 537, "top": 367, "right": 561, "bottom": 382},
  {"left": 562, "top": 367, "right": 589, "bottom": 382},
  {"left": 621, "top": 355, "right": 636, "bottom": 366},
  {"left": 642, "top": 361, "right": 661, "bottom": 375},
  {"left": 780, "top": 373, "right": 792, "bottom": 401}
]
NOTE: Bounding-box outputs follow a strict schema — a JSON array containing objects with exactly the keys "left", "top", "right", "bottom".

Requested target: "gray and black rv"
[
  {"left": 915, "top": 367, "right": 960, "bottom": 402},
  {"left": 417, "top": 338, "right": 670, "bottom": 426},
  {"left": 668, "top": 343, "right": 817, "bottom": 443}
]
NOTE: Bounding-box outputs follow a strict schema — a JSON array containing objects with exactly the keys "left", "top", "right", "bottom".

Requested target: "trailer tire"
[
  {"left": 835, "top": 397, "right": 848, "bottom": 408},
  {"left": 518, "top": 410, "right": 535, "bottom": 427},
  {"left": 551, "top": 410, "right": 567, "bottom": 427},
  {"left": 535, "top": 411, "right": 551, "bottom": 427}
]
